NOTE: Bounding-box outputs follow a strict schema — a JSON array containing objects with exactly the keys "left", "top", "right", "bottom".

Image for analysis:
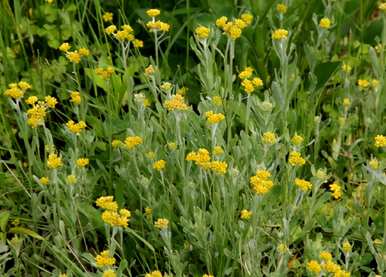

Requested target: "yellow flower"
[
  {"left": 227, "top": 24, "right": 242, "bottom": 40},
  {"left": 96, "top": 196, "right": 118, "bottom": 211},
  {"left": 101, "top": 209, "right": 130, "bottom": 227},
  {"left": 252, "top": 77, "right": 263, "bottom": 88},
  {"left": 115, "top": 29, "right": 134, "bottom": 41},
  {"left": 371, "top": 79, "right": 380, "bottom": 89},
  {"left": 164, "top": 94, "right": 189, "bottom": 111},
  {"left": 76, "top": 158, "right": 89, "bottom": 167},
  {"left": 146, "top": 21, "right": 171, "bottom": 32},
  {"left": 66, "top": 120, "right": 87, "bottom": 134},
  {"left": 27, "top": 103, "right": 47, "bottom": 128},
  {"left": 262, "top": 131, "right": 277, "bottom": 145},
  {"left": 4, "top": 85, "right": 24, "bottom": 100},
  {"left": 153, "top": 159, "right": 166, "bottom": 171},
  {"left": 160, "top": 82, "right": 173, "bottom": 91},
  {"left": 66, "top": 174, "right": 77, "bottom": 185},
  {"left": 307, "top": 260, "right": 321, "bottom": 273},
  {"left": 202, "top": 274, "right": 214, "bottom": 277},
  {"left": 250, "top": 169, "right": 274, "bottom": 195},
  {"left": 209, "top": 161, "right": 228, "bottom": 174},
  {"left": 47, "top": 153, "right": 63, "bottom": 169},
  {"left": 213, "top": 146, "right": 224, "bottom": 156},
  {"left": 319, "top": 251, "right": 333, "bottom": 261},
  {"left": 154, "top": 218, "right": 169, "bottom": 229},
  {"left": 146, "top": 9, "right": 161, "bottom": 17},
  {"left": 205, "top": 111, "right": 225, "bottom": 124},
  {"left": 241, "top": 79, "right": 255, "bottom": 94},
  {"left": 379, "top": 3, "right": 386, "bottom": 11},
  {"left": 195, "top": 26, "right": 210, "bottom": 40},
  {"left": 277, "top": 243, "right": 287, "bottom": 254},
  {"left": 294, "top": 178, "right": 312, "bottom": 192},
  {"left": 374, "top": 135, "right": 386, "bottom": 147},
  {"left": 39, "top": 176, "right": 49, "bottom": 185},
  {"left": 212, "top": 96, "right": 223, "bottom": 106},
  {"left": 216, "top": 16, "right": 228, "bottom": 28},
  {"left": 291, "top": 134, "right": 304, "bottom": 145},
  {"left": 66, "top": 51, "right": 81, "bottom": 63},
  {"left": 146, "top": 151, "right": 156, "bottom": 159},
  {"left": 167, "top": 142, "right": 177, "bottom": 150},
  {"left": 70, "top": 91, "right": 81, "bottom": 105},
  {"left": 288, "top": 151, "right": 305, "bottom": 166},
  {"left": 276, "top": 3, "right": 288, "bottom": 14},
  {"left": 105, "top": 25, "right": 117, "bottom": 34},
  {"left": 25, "top": 96, "right": 38, "bottom": 105},
  {"left": 330, "top": 182, "right": 342, "bottom": 199},
  {"left": 59, "top": 42, "right": 71, "bottom": 52},
  {"left": 240, "top": 12, "right": 253, "bottom": 25},
  {"left": 102, "top": 269, "right": 116, "bottom": 277},
  {"left": 239, "top": 67, "right": 254, "bottom": 79},
  {"left": 102, "top": 12, "right": 113, "bottom": 22},
  {"left": 234, "top": 19, "right": 247, "bottom": 29},
  {"left": 145, "top": 65, "right": 155, "bottom": 75},
  {"left": 95, "top": 250, "right": 116, "bottom": 267},
  {"left": 145, "top": 207, "right": 153, "bottom": 217},
  {"left": 44, "top": 96, "right": 57, "bottom": 108},
  {"left": 369, "top": 158, "right": 379, "bottom": 170},
  {"left": 124, "top": 136, "right": 143, "bottom": 149},
  {"left": 186, "top": 148, "right": 211, "bottom": 169},
  {"left": 272, "top": 28, "right": 288, "bottom": 40},
  {"left": 78, "top": 48, "right": 90, "bottom": 57},
  {"left": 17, "top": 81, "right": 32, "bottom": 91},
  {"left": 95, "top": 66, "right": 114, "bottom": 79},
  {"left": 323, "top": 261, "right": 341, "bottom": 273},
  {"left": 145, "top": 271, "right": 163, "bottom": 277},
  {"left": 319, "top": 17, "right": 332, "bottom": 29},
  {"left": 342, "top": 63, "right": 352, "bottom": 73},
  {"left": 357, "top": 79, "right": 369, "bottom": 90},
  {"left": 342, "top": 240, "right": 352, "bottom": 253},
  {"left": 240, "top": 209, "right": 252, "bottom": 220},
  {"left": 112, "top": 139, "right": 123, "bottom": 148},
  {"left": 133, "top": 39, "right": 144, "bottom": 48}
]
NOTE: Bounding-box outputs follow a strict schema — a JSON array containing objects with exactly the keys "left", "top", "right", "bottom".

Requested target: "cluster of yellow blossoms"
[
  {"left": 319, "top": 17, "right": 332, "bottom": 29},
  {"left": 215, "top": 12, "right": 253, "bottom": 40},
  {"left": 357, "top": 78, "right": 380, "bottom": 91},
  {"left": 288, "top": 151, "right": 306, "bottom": 166},
  {"left": 186, "top": 148, "right": 228, "bottom": 174},
  {"left": 4, "top": 81, "right": 32, "bottom": 100},
  {"left": 96, "top": 196, "right": 131, "bottom": 228},
  {"left": 95, "top": 250, "right": 116, "bottom": 267},
  {"left": 250, "top": 169, "right": 274, "bottom": 195},
  {"left": 195, "top": 25, "right": 210, "bottom": 40},
  {"left": 262, "top": 131, "right": 277, "bottom": 145},
  {"left": 105, "top": 23, "right": 143, "bottom": 47},
  {"left": 47, "top": 153, "right": 63, "bottom": 169},
  {"left": 240, "top": 209, "right": 253, "bottom": 220},
  {"left": 239, "top": 67, "right": 264, "bottom": 94},
  {"left": 374, "top": 135, "right": 386, "bottom": 148},
  {"left": 146, "top": 9, "right": 170, "bottom": 32},
  {"left": 164, "top": 94, "right": 189, "bottom": 111},
  {"left": 154, "top": 218, "right": 169, "bottom": 230},
  {"left": 70, "top": 91, "right": 81, "bottom": 105},
  {"left": 272, "top": 28, "right": 288, "bottom": 40},
  {"left": 66, "top": 120, "right": 87, "bottom": 134},
  {"left": 25, "top": 96, "right": 57, "bottom": 128},
  {"left": 59, "top": 42, "right": 90, "bottom": 64},
  {"left": 204, "top": 111, "right": 225, "bottom": 124},
  {"left": 96, "top": 66, "right": 115, "bottom": 79},
  {"left": 145, "top": 270, "right": 163, "bottom": 277},
  {"left": 307, "top": 250, "right": 351, "bottom": 276},
  {"left": 153, "top": 159, "right": 166, "bottom": 171},
  {"left": 329, "top": 182, "right": 342, "bottom": 199},
  {"left": 294, "top": 178, "right": 312, "bottom": 192}
]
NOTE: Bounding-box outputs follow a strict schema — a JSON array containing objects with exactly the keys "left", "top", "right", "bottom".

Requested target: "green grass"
[{"left": 1, "top": 0, "right": 386, "bottom": 276}]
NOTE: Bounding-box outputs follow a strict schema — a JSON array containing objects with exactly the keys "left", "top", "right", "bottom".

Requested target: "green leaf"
[
  {"left": 314, "top": 62, "right": 340, "bottom": 90},
  {"left": 0, "top": 211, "right": 10, "bottom": 232},
  {"left": 9, "top": 227, "right": 45, "bottom": 240}
]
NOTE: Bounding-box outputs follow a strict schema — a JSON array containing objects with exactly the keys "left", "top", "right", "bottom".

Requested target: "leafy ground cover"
[{"left": 1, "top": 0, "right": 386, "bottom": 276}]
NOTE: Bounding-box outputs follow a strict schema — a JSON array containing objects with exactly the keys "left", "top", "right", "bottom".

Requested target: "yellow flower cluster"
[
  {"left": 205, "top": 111, "right": 225, "bottom": 124},
  {"left": 294, "top": 178, "right": 312, "bottom": 192},
  {"left": 379, "top": 3, "right": 386, "bottom": 11},
  {"left": 96, "top": 66, "right": 115, "bottom": 79},
  {"left": 195, "top": 26, "right": 210, "bottom": 40},
  {"left": 272, "top": 28, "right": 288, "bottom": 40},
  {"left": 145, "top": 270, "right": 163, "bottom": 277},
  {"left": 250, "top": 169, "right": 274, "bottom": 195},
  {"left": 374, "top": 135, "right": 386, "bottom": 148},
  {"left": 307, "top": 251, "right": 350, "bottom": 276},
  {"left": 76, "top": 158, "right": 89, "bottom": 167},
  {"left": 262, "top": 131, "right": 277, "bottom": 145},
  {"left": 369, "top": 158, "right": 379, "bottom": 170},
  {"left": 39, "top": 176, "right": 49, "bottom": 185},
  {"left": 146, "top": 11, "right": 171, "bottom": 33},
  {"left": 124, "top": 136, "right": 143, "bottom": 149},
  {"left": 146, "top": 9, "right": 161, "bottom": 17},
  {"left": 102, "top": 12, "right": 113, "bottom": 22},
  {"left": 160, "top": 82, "right": 173, "bottom": 91},
  {"left": 240, "top": 209, "right": 252, "bottom": 220},
  {"left": 59, "top": 42, "right": 90, "bottom": 63},
  {"left": 213, "top": 146, "right": 224, "bottom": 156},
  {"left": 102, "top": 270, "right": 116, "bottom": 277},
  {"left": 291, "top": 134, "right": 304, "bottom": 145},
  {"left": 66, "top": 120, "right": 87, "bottom": 134},
  {"left": 288, "top": 151, "right": 306, "bottom": 166},
  {"left": 186, "top": 148, "right": 228, "bottom": 174},
  {"left": 153, "top": 159, "right": 166, "bottom": 171},
  {"left": 70, "top": 91, "right": 81, "bottom": 105},
  {"left": 95, "top": 250, "right": 116, "bottom": 267},
  {"left": 202, "top": 274, "right": 214, "bottom": 277},
  {"left": 276, "top": 3, "right": 288, "bottom": 14},
  {"left": 357, "top": 79, "right": 369, "bottom": 90},
  {"left": 215, "top": 12, "right": 253, "bottom": 40},
  {"left": 66, "top": 174, "right": 77, "bottom": 185},
  {"left": 145, "top": 65, "right": 155, "bottom": 75},
  {"left": 319, "top": 17, "right": 332, "bottom": 29},
  {"left": 105, "top": 24, "right": 143, "bottom": 46},
  {"left": 164, "top": 94, "right": 189, "bottom": 111},
  {"left": 24, "top": 95, "right": 58, "bottom": 127},
  {"left": 47, "top": 153, "right": 63, "bottom": 169},
  {"left": 329, "top": 182, "right": 342, "bottom": 199},
  {"left": 154, "top": 218, "right": 169, "bottom": 230},
  {"left": 4, "top": 81, "right": 32, "bottom": 100},
  {"left": 96, "top": 196, "right": 131, "bottom": 228},
  {"left": 239, "top": 66, "right": 264, "bottom": 94}
]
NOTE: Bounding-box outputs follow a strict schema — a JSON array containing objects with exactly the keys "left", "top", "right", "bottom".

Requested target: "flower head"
[
  {"left": 59, "top": 42, "right": 71, "bottom": 52},
  {"left": 124, "top": 136, "right": 143, "bottom": 149},
  {"left": 288, "top": 151, "right": 305, "bottom": 166},
  {"left": 39, "top": 176, "right": 49, "bottom": 185},
  {"left": 262, "top": 132, "right": 277, "bottom": 145},
  {"left": 164, "top": 94, "right": 189, "bottom": 111},
  {"left": 102, "top": 12, "right": 113, "bottom": 22},
  {"left": 47, "top": 153, "right": 63, "bottom": 169},
  {"left": 95, "top": 250, "right": 116, "bottom": 267},
  {"left": 70, "top": 91, "right": 81, "bottom": 105},
  {"left": 154, "top": 218, "right": 169, "bottom": 229},
  {"left": 294, "top": 178, "right": 312, "bottom": 192},
  {"left": 76, "top": 158, "right": 89, "bottom": 167},
  {"left": 96, "top": 196, "right": 118, "bottom": 211},
  {"left": 272, "top": 28, "right": 288, "bottom": 40},
  {"left": 276, "top": 3, "right": 288, "bottom": 14},
  {"left": 330, "top": 182, "right": 342, "bottom": 199},
  {"left": 66, "top": 120, "right": 87, "bottom": 134},
  {"left": 240, "top": 209, "right": 252, "bottom": 220},
  {"left": 319, "top": 17, "right": 331, "bottom": 29},
  {"left": 205, "top": 111, "right": 225, "bottom": 124},
  {"left": 250, "top": 169, "right": 274, "bottom": 195},
  {"left": 146, "top": 9, "right": 160, "bottom": 17},
  {"left": 374, "top": 135, "right": 386, "bottom": 148},
  {"left": 307, "top": 260, "right": 321, "bottom": 273},
  {"left": 153, "top": 159, "right": 166, "bottom": 171},
  {"left": 195, "top": 26, "right": 210, "bottom": 40}
]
